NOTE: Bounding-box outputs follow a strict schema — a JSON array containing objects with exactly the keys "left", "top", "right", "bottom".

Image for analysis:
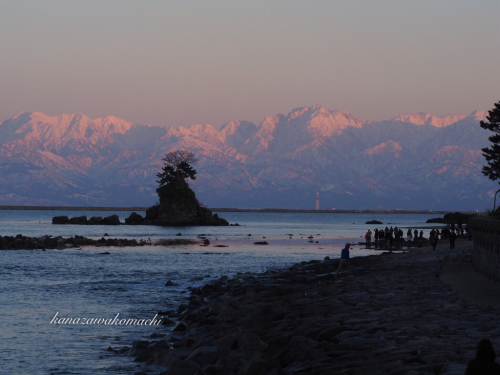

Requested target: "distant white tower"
[{"left": 315, "top": 191, "right": 320, "bottom": 210}]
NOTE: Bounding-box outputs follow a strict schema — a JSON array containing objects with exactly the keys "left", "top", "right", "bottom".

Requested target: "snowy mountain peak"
[
  {"left": 470, "top": 110, "right": 488, "bottom": 122},
  {"left": 0, "top": 111, "right": 136, "bottom": 150},
  {"left": 392, "top": 112, "right": 468, "bottom": 127},
  {"left": 281, "top": 105, "right": 366, "bottom": 138}
]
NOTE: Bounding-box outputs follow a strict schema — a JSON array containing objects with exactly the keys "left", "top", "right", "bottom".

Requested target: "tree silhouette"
[
  {"left": 156, "top": 150, "right": 198, "bottom": 186},
  {"left": 481, "top": 101, "right": 500, "bottom": 182},
  {"left": 480, "top": 101, "right": 500, "bottom": 210}
]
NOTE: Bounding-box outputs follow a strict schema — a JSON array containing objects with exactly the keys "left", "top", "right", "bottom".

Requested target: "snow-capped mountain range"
[{"left": 0, "top": 105, "right": 495, "bottom": 210}]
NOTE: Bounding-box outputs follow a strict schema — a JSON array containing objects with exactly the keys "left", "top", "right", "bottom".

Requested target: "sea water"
[{"left": 0, "top": 211, "right": 439, "bottom": 374}]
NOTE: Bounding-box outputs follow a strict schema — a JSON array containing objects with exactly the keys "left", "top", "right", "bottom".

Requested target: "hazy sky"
[{"left": 1, "top": 0, "right": 499, "bottom": 128}]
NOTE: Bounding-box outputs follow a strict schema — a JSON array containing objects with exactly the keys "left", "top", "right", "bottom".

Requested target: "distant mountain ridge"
[{"left": 0, "top": 106, "right": 495, "bottom": 210}]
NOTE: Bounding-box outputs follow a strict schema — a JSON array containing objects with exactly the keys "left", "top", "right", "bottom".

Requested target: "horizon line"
[{"left": 0, "top": 205, "right": 480, "bottom": 215}]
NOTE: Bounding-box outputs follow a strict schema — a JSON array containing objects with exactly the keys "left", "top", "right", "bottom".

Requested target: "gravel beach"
[{"left": 128, "top": 238, "right": 500, "bottom": 375}]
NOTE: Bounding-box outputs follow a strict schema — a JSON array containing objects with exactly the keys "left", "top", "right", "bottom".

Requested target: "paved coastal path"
[{"left": 129, "top": 239, "right": 500, "bottom": 375}]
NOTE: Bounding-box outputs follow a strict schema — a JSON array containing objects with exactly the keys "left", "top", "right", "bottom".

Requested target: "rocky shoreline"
[
  {"left": 0, "top": 234, "right": 196, "bottom": 250},
  {"left": 124, "top": 239, "right": 500, "bottom": 375}
]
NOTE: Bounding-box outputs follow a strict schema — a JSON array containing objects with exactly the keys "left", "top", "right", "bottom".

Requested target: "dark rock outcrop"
[
  {"left": 366, "top": 220, "right": 383, "bottom": 224},
  {"left": 52, "top": 216, "right": 69, "bottom": 224},
  {"left": 52, "top": 214, "right": 122, "bottom": 225},
  {"left": 50, "top": 179, "right": 228, "bottom": 227},
  {"left": 145, "top": 178, "right": 229, "bottom": 226},
  {"left": 125, "top": 212, "right": 146, "bottom": 225},
  {"left": 69, "top": 216, "right": 88, "bottom": 225},
  {"left": 88, "top": 216, "right": 103, "bottom": 224},
  {"left": 101, "top": 215, "right": 121, "bottom": 225}
]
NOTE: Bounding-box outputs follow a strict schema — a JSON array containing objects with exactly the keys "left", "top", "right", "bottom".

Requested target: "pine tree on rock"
[
  {"left": 147, "top": 150, "right": 229, "bottom": 226},
  {"left": 156, "top": 150, "right": 198, "bottom": 186}
]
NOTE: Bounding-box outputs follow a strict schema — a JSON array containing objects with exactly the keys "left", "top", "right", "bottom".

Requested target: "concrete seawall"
[{"left": 469, "top": 216, "right": 500, "bottom": 282}]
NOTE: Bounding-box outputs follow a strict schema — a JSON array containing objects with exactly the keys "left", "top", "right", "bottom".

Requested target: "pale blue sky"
[{"left": 1, "top": 0, "right": 498, "bottom": 128}]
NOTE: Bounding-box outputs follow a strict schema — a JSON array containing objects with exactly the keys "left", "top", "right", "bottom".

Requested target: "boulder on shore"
[{"left": 145, "top": 177, "right": 229, "bottom": 226}]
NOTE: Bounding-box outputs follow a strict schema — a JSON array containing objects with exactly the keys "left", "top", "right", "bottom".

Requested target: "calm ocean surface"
[{"left": 0, "top": 210, "right": 439, "bottom": 375}]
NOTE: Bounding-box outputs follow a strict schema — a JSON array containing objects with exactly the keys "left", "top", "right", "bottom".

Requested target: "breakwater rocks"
[
  {"left": 130, "top": 243, "right": 500, "bottom": 375},
  {"left": 0, "top": 234, "right": 148, "bottom": 250}
]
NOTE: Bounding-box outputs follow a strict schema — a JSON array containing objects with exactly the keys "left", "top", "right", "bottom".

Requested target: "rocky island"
[
  {"left": 52, "top": 179, "right": 228, "bottom": 227},
  {"left": 52, "top": 150, "right": 229, "bottom": 227},
  {"left": 143, "top": 178, "right": 228, "bottom": 227}
]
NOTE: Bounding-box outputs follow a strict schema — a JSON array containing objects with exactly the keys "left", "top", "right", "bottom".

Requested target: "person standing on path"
[
  {"left": 431, "top": 233, "right": 438, "bottom": 251},
  {"left": 388, "top": 229, "right": 394, "bottom": 250},
  {"left": 449, "top": 230, "right": 456, "bottom": 249},
  {"left": 335, "top": 243, "right": 352, "bottom": 279},
  {"left": 365, "top": 230, "right": 372, "bottom": 247}
]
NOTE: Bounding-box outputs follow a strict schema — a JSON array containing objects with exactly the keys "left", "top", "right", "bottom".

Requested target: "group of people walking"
[
  {"left": 427, "top": 228, "right": 453, "bottom": 250},
  {"left": 342, "top": 223, "right": 472, "bottom": 280},
  {"left": 364, "top": 224, "right": 470, "bottom": 250},
  {"left": 364, "top": 226, "right": 412, "bottom": 249},
  {"left": 364, "top": 226, "right": 403, "bottom": 248}
]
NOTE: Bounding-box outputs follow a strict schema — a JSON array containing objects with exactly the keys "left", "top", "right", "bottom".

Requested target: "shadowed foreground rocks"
[{"left": 128, "top": 242, "right": 500, "bottom": 375}]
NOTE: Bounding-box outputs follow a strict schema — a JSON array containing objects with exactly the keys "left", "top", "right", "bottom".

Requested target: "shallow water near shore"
[{"left": 1, "top": 210, "right": 441, "bottom": 374}]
